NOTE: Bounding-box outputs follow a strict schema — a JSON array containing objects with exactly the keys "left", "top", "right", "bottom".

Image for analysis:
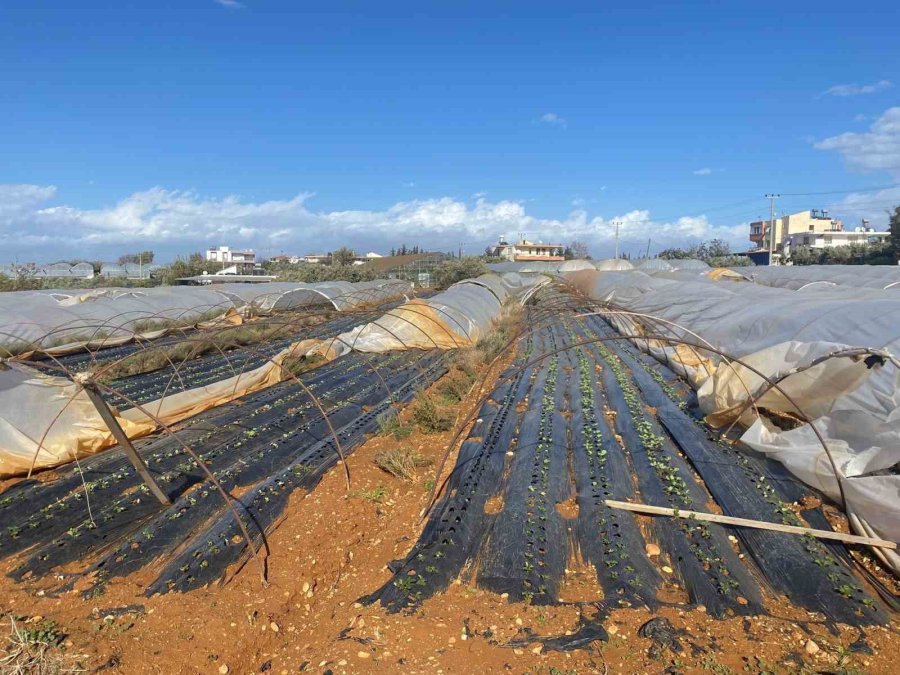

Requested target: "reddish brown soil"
[{"left": 1, "top": 361, "right": 898, "bottom": 674}]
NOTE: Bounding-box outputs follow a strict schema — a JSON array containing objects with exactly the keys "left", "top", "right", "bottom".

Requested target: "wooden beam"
[
  {"left": 81, "top": 382, "right": 171, "bottom": 506},
  {"left": 604, "top": 499, "right": 896, "bottom": 550}
]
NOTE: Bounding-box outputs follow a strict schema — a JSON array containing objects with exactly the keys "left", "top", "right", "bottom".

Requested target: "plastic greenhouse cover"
[
  {"left": 316, "top": 273, "right": 547, "bottom": 357},
  {"left": 738, "top": 265, "right": 900, "bottom": 291},
  {"left": 487, "top": 261, "right": 566, "bottom": 274},
  {"left": 0, "top": 280, "right": 411, "bottom": 356},
  {"left": 635, "top": 258, "right": 674, "bottom": 271},
  {"left": 0, "top": 287, "right": 236, "bottom": 355},
  {"left": 668, "top": 259, "right": 710, "bottom": 270},
  {"left": 593, "top": 258, "right": 634, "bottom": 271},
  {"left": 214, "top": 279, "right": 411, "bottom": 313},
  {"left": 456, "top": 274, "right": 510, "bottom": 304},
  {"left": 564, "top": 268, "right": 900, "bottom": 573},
  {"left": 557, "top": 259, "right": 596, "bottom": 272}
]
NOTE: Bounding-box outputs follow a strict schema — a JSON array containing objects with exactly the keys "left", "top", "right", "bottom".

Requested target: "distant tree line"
[
  {"left": 564, "top": 240, "right": 591, "bottom": 260},
  {"left": 787, "top": 241, "right": 894, "bottom": 265},
  {"left": 657, "top": 238, "right": 753, "bottom": 267},
  {"left": 390, "top": 244, "right": 423, "bottom": 256}
]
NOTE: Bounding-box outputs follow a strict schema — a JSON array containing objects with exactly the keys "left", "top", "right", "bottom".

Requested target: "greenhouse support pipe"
[
  {"left": 80, "top": 380, "right": 171, "bottom": 507},
  {"left": 604, "top": 500, "right": 897, "bottom": 550},
  {"left": 90, "top": 378, "right": 269, "bottom": 588}
]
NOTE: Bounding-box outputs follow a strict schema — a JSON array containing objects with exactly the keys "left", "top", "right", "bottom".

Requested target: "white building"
[
  {"left": 492, "top": 238, "right": 564, "bottom": 262},
  {"left": 784, "top": 227, "right": 890, "bottom": 257},
  {"left": 206, "top": 246, "right": 256, "bottom": 274}
]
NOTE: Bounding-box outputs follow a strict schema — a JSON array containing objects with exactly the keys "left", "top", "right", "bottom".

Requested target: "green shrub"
[
  {"left": 376, "top": 413, "right": 413, "bottom": 439},
  {"left": 410, "top": 393, "right": 454, "bottom": 433}
]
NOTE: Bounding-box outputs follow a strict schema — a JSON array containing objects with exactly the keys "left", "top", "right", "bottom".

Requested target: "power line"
[{"left": 780, "top": 183, "right": 900, "bottom": 197}]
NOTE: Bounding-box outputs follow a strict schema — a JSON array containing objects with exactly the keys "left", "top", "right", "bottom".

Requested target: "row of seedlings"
[
  {"left": 564, "top": 320, "right": 660, "bottom": 608},
  {"left": 585, "top": 323, "right": 764, "bottom": 617},
  {"left": 142, "top": 352, "right": 449, "bottom": 593},
  {"left": 0, "top": 351, "right": 392, "bottom": 558},
  {"left": 4, "top": 351, "right": 416, "bottom": 581},
  {"left": 79, "top": 350, "right": 443, "bottom": 593},
  {"left": 103, "top": 310, "right": 370, "bottom": 408},
  {"left": 476, "top": 323, "right": 568, "bottom": 604},
  {"left": 603, "top": 328, "right": 888, "bottom": 625}
]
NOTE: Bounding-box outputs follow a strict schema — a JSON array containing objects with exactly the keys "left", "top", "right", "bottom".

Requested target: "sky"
[{"left": 1, "top": 1, "right": 899, "bottom": 263}]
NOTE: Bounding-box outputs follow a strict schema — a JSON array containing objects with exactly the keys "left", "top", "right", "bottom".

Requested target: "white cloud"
[
  {"left": 538, "top": 112, "right": 566, "bottom": 128},
  {"left": 814, "top": 107, "right": 900, "bottom": 176},
  {"left": 0, "top": 184, "right": 754, "bottom": 261},
  {"left": 823, "top": 80, "right": 892, "bottom": 97},
  {"left": 693, "top": 168, "right": 713, "bottom": 176},
  {"left": 827, "top": 186, "right": 900, "bottom": 229},
  {"left": 214, "top": 0, "right": 245, "bottom": 8}
]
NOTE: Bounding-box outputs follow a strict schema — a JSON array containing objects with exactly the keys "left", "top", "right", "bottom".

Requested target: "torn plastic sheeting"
[{"left": 564, "top": 269, "right": 900, "bottom": 570}]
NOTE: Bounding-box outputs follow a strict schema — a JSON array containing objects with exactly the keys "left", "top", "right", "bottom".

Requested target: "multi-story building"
[
  {"left": 783, "top": 223, "right": 890, "bottom": 257},
  {"left": 748, "top": 209, "right": 844, "bottom": 262},
  {"left": 492, "top": 238, "right": 564, "bottom": 262},
  {"left": 206, "top": 246, "right": 257, "bottom": 274}
]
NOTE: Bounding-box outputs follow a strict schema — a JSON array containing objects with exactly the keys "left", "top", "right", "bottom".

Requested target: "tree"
[
  {"left": 700, "top": 239, "right": 730, "bottom": 259},
  {"left": 158, "top": 253, "right": 207, "bottom": 285},
  {"left": 657, "top": 239, "right": 752, "bottom": 267},
  {"left": 786, "top": 241, "right": 894, "bottom": 266},
  {"left": 331, "top": 247, "right": 357, "bottom": 266},
  {"left": 565, "top": 240, "right": 590, "bottom": 260},
  {"left": 432, "top": 257, "right": 488, "bottom": 290},
  {"left": 118, "top": 250, "right": 155, "bottom": 265},
  {"left": 889, "top": 206, "right": 900, "bottom": 263}
]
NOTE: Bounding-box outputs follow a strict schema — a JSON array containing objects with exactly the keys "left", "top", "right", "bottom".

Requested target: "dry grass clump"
[
  {"left": 374, "top": 447, "right": 432, "bottom": 481},
  {"left": 474, "top": 303, "right": 523, "bottom": 365},
  {"left": 0, "top": 615, "right": 81, "bottom": 674}
]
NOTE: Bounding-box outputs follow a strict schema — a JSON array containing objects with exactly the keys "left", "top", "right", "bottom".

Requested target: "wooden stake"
[
  {"left": 81, "top": 381, "right": 171, "bottom": 506},
  {"left": 604, "top": 499, "right": 896, "bottom": 550}
]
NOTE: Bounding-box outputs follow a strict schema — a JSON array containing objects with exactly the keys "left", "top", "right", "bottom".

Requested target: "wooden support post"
[
  {"left": 604, "top": 499, "right": 897, "bottom": 550},
  {"left": 81, "top": 381, "right": 171, "bottom": 506}
]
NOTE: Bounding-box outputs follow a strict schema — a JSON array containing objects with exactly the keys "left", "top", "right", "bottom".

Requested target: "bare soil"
[{"left": 1, "top": 359, "right": 898, "bottom": 675}]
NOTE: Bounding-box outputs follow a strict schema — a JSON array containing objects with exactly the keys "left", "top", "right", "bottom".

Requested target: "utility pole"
[
  {"left": 458, "top": 243, "right": 462, "bottom": 259},
  {"left": 139, "top": 251, "right": 143, "bottom": 280},
  {"left": 613, "top": 221, "right": 621, "bottom": 259},
  {"left": 765, "top": 193, "right": 780, "bottom": 265},
  {"left": 645, "top": 238, "right": 651, "bottom": 259}
]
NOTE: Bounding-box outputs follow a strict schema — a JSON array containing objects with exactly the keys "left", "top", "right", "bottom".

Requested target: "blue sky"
[{"left": 1, "top": 1, "right": 898, "bottom": 262}]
